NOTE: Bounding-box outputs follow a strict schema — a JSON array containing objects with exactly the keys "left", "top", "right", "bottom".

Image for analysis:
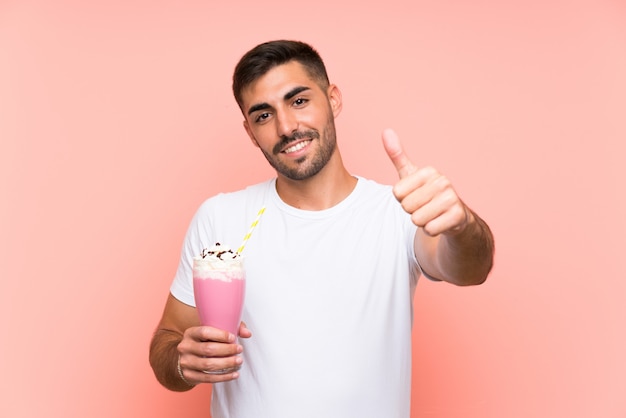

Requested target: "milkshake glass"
[{"left": 193, "top": 244, "right": 246, "bottom": 338}]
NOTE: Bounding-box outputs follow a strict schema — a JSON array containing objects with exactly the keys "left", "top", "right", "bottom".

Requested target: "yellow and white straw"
[{"left": 236, "top": 206, "right": 266, "bottom": 255}]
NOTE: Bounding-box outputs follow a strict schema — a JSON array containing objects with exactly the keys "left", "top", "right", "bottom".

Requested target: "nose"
[{"left": 275, "top": 109, "right": 298, "bottom": 138}]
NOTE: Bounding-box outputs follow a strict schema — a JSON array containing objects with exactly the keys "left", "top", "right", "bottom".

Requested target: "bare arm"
[
  {"left": 415, "top": 208, "right": 494, "bottom": 285},
  {"left": 382, "top": 128, "right": 495, "bottom": 285},
  {"left": 149, "top": 293, "right": 251, "bottom": 391}
]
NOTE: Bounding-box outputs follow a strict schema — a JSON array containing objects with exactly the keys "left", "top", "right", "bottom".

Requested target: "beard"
[{"left": 260, "top": 114, "right": 337, "bottom": 181}]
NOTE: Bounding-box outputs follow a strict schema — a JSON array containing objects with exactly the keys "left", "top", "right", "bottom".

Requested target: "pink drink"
[
  {"left": 193, "top": 271, "right": 245, "bottom": 335},
  {"left": 193, "top": 245, "right": 245, "bottom": 336}
]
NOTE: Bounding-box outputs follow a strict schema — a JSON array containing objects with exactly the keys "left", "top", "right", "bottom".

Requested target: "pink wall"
[{"left": 1, "top": 1, "right": 625, "bottom": 417}]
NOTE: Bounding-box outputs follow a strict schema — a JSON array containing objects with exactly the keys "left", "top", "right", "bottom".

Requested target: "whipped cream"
[{"left": 193, "top": 243, "right": 244, "bottom": 281}]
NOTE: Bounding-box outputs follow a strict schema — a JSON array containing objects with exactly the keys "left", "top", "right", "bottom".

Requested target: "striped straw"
[{"left": 236, "top": 206, "right": 266, "bottom": 254}]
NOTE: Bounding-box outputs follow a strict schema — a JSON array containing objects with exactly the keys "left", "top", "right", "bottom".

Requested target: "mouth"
[{"left": 281, "top": 139, "right": 312, "bottom": 154}]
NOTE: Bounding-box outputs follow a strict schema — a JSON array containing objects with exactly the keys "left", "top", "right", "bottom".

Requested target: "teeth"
[{"left": 284, "top": 140, "right": 310, "bottom": 153}]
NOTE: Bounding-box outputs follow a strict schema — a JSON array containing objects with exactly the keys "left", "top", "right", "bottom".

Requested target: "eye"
[
  {"left": 255, "top": 112, "right": 271, "bottom": 123},
  {"left": 293, "top": 97, "right": 308, "bottom": 107}
]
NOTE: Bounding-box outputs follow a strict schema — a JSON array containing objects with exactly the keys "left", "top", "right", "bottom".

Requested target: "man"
[{"left": 149, "top": 40, "right": 494, "bottom": 417}]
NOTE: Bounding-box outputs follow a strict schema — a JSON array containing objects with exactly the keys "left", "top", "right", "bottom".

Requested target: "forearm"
[
  {"left": 149, "top": 329, "right": 195, "bottom": 392},
  {"left": 420, "top": 209, "right": 494, "bottom": 286}
]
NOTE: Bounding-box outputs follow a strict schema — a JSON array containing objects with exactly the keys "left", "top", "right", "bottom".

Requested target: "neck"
[{"left": 275, "top": 150, "right": 357, "bottom": 211}]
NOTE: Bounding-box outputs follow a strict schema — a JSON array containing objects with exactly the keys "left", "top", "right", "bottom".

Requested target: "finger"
[
  {"left": 191, "top": 367, "right": 241, "bottom": 383},
  {"left": 199, "top": 370, "right": 241, "bottom": 383},
  {"left": 183, "top": 360, "right": 242, "bottom": 384},
  {"left": 382, "top": 128, "right": 418, "bottom": 179},
  {"left": 179, "top": 341, "right": 243, "bottom": 378},
  {"left": 411, "top": 191, "right": 469, "bottom": 236},
  {"left": 238, "top": 321, "right": 252, "bottom": 338},
  {"left": 188, "top": 326, "right": 235, "bottom": 343},
  {"left": 199, "top": 354, "right": 244, "bottom": 375}
]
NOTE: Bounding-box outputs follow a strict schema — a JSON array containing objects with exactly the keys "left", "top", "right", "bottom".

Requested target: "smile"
[{"left": 283, "top": 140, "right": 311, "bottom": 154}]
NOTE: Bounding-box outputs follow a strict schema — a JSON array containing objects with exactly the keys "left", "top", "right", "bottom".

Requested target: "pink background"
[{"left": 1, "top": 1, "right": 625, "bottom": 417}]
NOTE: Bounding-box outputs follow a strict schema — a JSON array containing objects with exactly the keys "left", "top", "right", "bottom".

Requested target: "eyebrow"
[{"left": 247, "top": 86, "right": 311, "bottom": 116}]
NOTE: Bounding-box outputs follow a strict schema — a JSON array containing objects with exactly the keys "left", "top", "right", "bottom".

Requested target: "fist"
[{"left": 382, "top": 128, "right": 471, "bottom": 236}]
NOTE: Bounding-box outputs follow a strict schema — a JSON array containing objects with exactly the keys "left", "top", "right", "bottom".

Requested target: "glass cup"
[{"left": 193, "top": 256, "right": 246, "bottom": 374}]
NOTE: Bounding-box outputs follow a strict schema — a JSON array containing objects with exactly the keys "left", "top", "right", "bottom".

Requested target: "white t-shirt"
[{"left": 171, "top": 177, "right": 420, "bottom": 418}]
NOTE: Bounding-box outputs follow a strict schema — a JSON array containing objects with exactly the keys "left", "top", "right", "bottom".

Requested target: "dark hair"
[{"left": 232, "top": 40, "right": 330, "bottom": 110}]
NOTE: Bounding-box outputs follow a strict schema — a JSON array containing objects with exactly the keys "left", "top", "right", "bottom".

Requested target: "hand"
[
  {"left": 177, "top": 322, "right": 252, "bottom": 384},
  {"left": 382, "top": 128, "right": 472, "bottom": 237}
]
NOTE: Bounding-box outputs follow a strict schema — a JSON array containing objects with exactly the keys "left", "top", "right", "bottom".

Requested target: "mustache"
[{"left": 273, "top": 130, "right": 320, "bottom": 154}]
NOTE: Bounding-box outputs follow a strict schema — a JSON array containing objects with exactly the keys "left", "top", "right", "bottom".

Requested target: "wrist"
[{"left": 177, "top": 354, "right": 196, "bottom": 388}]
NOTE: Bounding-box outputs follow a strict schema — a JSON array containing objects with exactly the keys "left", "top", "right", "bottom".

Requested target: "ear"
[
  {"left": 243, "top": 119, "right": 260, "bottom": 148},
  {"left": 327, "top": 84, "right": 343, "bottom": 118}
]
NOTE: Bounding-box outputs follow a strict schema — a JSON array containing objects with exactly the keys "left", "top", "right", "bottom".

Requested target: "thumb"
[{"left": 382, "top": 128, "right": 417, "bottom": 179}]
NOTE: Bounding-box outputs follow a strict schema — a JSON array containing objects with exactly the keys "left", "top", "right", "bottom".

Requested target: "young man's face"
[{"left": 241, "top": 61, "right": 342, "bottom": 181}]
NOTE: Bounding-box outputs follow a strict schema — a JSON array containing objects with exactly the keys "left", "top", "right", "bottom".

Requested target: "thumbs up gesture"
[{"left": 382, "top": 128, "right": 472, "bottom": 237}]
